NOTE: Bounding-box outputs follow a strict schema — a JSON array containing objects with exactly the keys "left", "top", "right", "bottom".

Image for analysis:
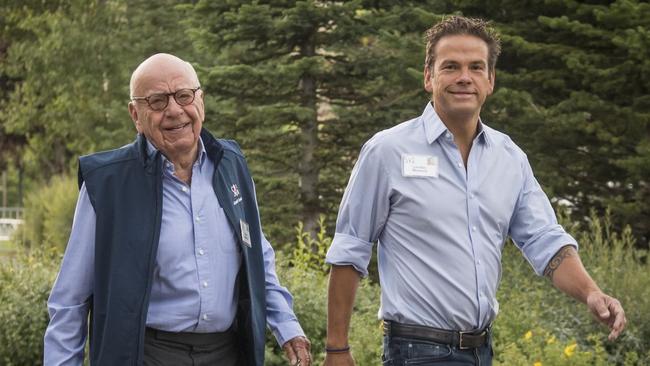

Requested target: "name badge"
[
  {"left": 402, "top": 154, "right": 439, "bottom": 178},
  {"left": 240, "top": 219, "right": 252, "bottom": 248}
]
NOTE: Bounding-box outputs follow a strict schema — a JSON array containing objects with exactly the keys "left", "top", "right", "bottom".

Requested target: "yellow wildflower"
[
  {"left": 534, "top": 362, "right": 542, "bottom": 366},
  {"left": 524, "top": 330, "right": 533, "bottom": 340},
  {"left": 564, "top": 343, "right": 577, "bottom": 357},
  {"left": 547, "top": 335, "right": 556, "bottom": 344}
]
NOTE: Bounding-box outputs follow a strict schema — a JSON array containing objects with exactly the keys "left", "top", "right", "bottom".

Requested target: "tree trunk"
[{"left": 299, "top": 35, "right": 320, "bottom": 239}]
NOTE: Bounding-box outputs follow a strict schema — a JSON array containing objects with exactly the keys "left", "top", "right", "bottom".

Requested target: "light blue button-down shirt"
[
  {"left": 45, "top": 138, "right": 303, "bottom": 365},
  {"left": 326, "top": 103, "right": 577, "bottom": 331}
]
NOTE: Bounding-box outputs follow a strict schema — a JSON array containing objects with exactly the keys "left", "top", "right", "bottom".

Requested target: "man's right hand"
[{"left": 323, "top": 351, "right": 355, "bottom": 366}]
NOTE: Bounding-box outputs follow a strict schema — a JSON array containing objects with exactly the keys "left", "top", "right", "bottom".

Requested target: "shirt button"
[
  {"left": 202, "top": 314, "right": 208, "bottom": 320},
  {"left": 470, "top": 193, "right": 475, "bottom": 199},
  {"left": 472, "top": 226, "right": 477, "bottom": 231},
  {"left": 202, "top": 281, "right": 208, "bottom": 288},
  {"left": 477, "top": 260, "right": 481, "bottom": 265},
  {"left": 195, "top": 216, "right": 200, "bottom": 222},
  {"left": 181, "top": 186, "right": 188, "bottom": 192},
  {"left": 198, "top": 248, "right": 205, "bottom": 255},
  {"left": 457, "top": 162, "right": 462, "bottom": 168},
  {"left": 165, "top": 162, "right": 171, "bottom": 168}
]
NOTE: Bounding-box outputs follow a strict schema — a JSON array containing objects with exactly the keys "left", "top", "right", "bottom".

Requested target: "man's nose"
[
  {"left": 164, "top": 95, "right": 185, "bottom": 116},
  {"left": 457, "top": 67, "right": 472, "bottom": 84}
]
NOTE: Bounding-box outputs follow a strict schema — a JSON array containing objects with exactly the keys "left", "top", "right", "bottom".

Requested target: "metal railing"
[
  {"left": 0, "top": 208, "right": 24, "bottom": 241},
  {"left": 0, "top": 207, "right": 24, "bottom": 220},
  {"left": 0, "top": 218, "right": 22, "bottom": 241}
]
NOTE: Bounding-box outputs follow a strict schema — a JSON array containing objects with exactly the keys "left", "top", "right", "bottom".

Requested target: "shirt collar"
[
  {"left": 144, "top": 136, "right": 207, "bottom": 170},
  {"left": 421, "top": 102, "right": 492, "bottom": 147}
]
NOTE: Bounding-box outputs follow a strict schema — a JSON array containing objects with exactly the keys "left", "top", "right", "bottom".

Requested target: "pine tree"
[
  {"left": 186, "top": 1, "right": 446, "bottom": 241},
  {"left": 470, "top": 0, "right": 650, "bottom": 246}
]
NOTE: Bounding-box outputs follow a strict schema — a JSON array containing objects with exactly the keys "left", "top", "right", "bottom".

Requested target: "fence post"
[{"left": 1, "top": 170, "right": 6, "bottom": 208}]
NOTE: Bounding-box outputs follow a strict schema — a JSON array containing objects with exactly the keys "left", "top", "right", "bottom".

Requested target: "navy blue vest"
[{"left": 78, "top": 129, "right": 266, "bottom": 366}]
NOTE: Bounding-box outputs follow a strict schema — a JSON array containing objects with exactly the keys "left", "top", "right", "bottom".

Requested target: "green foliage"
[
  {"left": 0, "top": 249, "right": 59, "bottom": 366},
  {"left": 16, "top": 174, "right": 77, "bottom": 251},
  {"left": 0, "top": 0, "right": 194, "bottom": 200},
  {"left": 495, "top": 329, "right": 609, "bottom": 366},
  {"left": 2, "top": 1, "right": 648, "bottom": 250},
  {"left": 475, "top": 0, "right": 650, "bottom": 245},
  {"left": 493, "top": 210, "right": 650, "bottom": 365},
  {"left": 263, "top": 213, "right": 650, "bottom": 365},
  {"left": 266, "top": 220, "right": 381, "bottom": 365},
  {"left": 185, "top": 1, "right": 434, "bottom": 241},
  {"left": 1, "top": 214, "right": 648, "bottom": 365},
  {"left": 288, "top": 215, "right": 332, "bottom": 274}
]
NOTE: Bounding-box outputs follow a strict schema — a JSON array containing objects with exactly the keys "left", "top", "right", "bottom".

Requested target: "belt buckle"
[{"left": 458, "top": 331, "right": 471, "bottom": 350}]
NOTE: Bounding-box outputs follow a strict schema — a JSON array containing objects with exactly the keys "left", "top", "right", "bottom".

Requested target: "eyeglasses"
[{"left": 131, "top": 87, "right": 201, "bottom": 111}]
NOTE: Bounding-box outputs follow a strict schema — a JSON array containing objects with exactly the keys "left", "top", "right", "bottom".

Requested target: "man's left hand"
[
  {"left": 586, "top": 291, "right": 627, "bottom": 341},
  {"left": 283, "top": 336, "right": 312, "bottom": 366}
]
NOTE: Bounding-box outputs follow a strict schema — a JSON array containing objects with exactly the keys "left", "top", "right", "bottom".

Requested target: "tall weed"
[{"left": 0, "top": 249, "right": 59, "bottom": 365}]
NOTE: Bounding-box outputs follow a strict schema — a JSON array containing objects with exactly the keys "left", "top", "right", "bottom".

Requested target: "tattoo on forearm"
[{"left": 544, "top": 245, "right": 576, "bottom": 280}]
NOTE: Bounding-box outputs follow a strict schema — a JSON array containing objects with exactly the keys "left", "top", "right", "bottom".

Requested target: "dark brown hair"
[{"left": 425, "top": 16, "right": 501, "bottom": 73}]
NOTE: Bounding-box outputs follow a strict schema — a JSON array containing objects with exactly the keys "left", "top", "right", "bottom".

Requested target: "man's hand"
[
  {"left": 586, "top": 291, "right": 626, "bottom": 341},
  {"left": 323, "top": 351, "right": 355, "bottom": 366},
  {"left": 544, "top": 245, "right": 626, "bottom": 341},
  {"left": 283, "top": 336, "right": 311, "bottom": 366}
]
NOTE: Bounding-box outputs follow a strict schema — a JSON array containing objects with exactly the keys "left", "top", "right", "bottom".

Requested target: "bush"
[
  {"left": 16, "top": 174, "right": 78, "bottom": 251},
  {"left": 0, "top": 249, "right": 59, "bottom": 366},
  {"left": 2, "top": 212, "right": 648, "bottom": 365},
  {"left": 492, "top": 210, "right": 650, "bottom": 365},
  {"left": 268, "top": 213, "right": 650, "bottom": 365},
  {"left": 265, "top": 216, "right": 383, "bottom": 365}
]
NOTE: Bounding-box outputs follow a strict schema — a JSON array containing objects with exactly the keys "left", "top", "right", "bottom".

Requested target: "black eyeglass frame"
[{"left": 131, "top": 86, "right": 201, "bottom": 111}]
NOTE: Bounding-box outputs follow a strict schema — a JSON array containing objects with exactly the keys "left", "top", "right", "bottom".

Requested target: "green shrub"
[
  {"left": 265, "top": 217, "right": 382, "bottom": 365},
  {"left": 16, "top": 174, "right": 78, "bottom": 252},
  {"left": 493, "top": 210, "right": 650, "bottom": 365},
  {"left": 0, "top": 249, "right": 59, "bottom": 366},
  {"left": 269, "top": 213, "right": 649, "bottom": 365},
  {"left": 2, "top": 212, "right": 647, "bottom": 365}
]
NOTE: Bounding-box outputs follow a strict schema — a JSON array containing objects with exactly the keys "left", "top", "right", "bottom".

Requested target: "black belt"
[
  {"left": 383, "top": 321, "right": 489, "bottom": 350},
  {"left": 145, "top": 327, "right": 235, "bottom": 347}
]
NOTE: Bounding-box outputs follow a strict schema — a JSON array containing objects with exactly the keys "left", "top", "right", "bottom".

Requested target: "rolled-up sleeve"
[
  {"left": 44, "top": 183, "right": 95, "bottom": 366},
  {"left": 326, "top": 139, "right": 391, "bottom": 277},
  {"left": 509, "top": 156, "right": 578, "bottom": 275}
]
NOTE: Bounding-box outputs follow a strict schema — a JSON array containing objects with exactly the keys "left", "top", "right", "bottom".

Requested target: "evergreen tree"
[
  {"left": 459, "top": 0, "right": 650, "bottom": 246},
  {"left": 0, "top": 0, "right": 195, "bottom": 198},
  {"left": 186, "top": 1, "right": 445, "bottom": 241}
]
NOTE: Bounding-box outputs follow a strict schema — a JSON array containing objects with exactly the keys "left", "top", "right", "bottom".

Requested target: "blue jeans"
[{"left": 382, "top": 334, "right": 493, "bottom": 366}]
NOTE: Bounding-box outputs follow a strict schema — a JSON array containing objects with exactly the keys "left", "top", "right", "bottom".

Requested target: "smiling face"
[
  {"left": 424, "top": 34, "right": 495, "bottom": 124},
  {"left": 128, "top": 54, "right": 204, "bottom": 163}
]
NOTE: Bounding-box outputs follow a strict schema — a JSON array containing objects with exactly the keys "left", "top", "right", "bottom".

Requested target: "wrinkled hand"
[
  {"left": 283, "top": 336, "right": 311, "bottom": 366},
  {"left": 323, "top": 351, "right": 355, "bottom": 366},
  {"left": 586, "top": 291, "right": 626, "bottom": 341}
]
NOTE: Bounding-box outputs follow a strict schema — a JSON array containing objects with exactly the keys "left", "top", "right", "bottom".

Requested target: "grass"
[{"left": 0, "top": 240, "right": 17, "bottom": 259}]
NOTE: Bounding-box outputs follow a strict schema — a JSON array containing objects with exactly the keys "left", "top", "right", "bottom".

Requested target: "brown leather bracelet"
[{"left": 325, "top": 345, "right": 350, "bottom": 353}]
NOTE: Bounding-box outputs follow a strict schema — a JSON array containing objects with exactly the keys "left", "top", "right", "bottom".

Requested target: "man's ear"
[
  {"left": 424, "top": 67, "right": 433, "bottom": 93},
  {"left": 488, "top": 69, "right": 496, "bottom": 95},
  {"left": 128, "top": 102, "right": 142, "bottom": 132}
]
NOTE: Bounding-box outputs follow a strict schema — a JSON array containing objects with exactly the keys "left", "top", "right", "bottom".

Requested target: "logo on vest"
[{"left": 231, "top": 184, "right": 242, "bottom": 205}]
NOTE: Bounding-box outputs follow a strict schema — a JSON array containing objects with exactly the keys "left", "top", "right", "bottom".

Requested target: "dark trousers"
[
  {"left": 143, "top": 327, "right": 240, "bottom": 366},
  {"left": 382, "top": 331, "right": 493, "bottom": 365}
]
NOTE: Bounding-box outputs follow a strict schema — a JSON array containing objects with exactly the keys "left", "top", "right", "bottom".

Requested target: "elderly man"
[
  {"left": 324, "top": 16, "right": 626, "bottom": 365},
  {"left": 44, "top": 53, "right": 311, "bottom": 366}
]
